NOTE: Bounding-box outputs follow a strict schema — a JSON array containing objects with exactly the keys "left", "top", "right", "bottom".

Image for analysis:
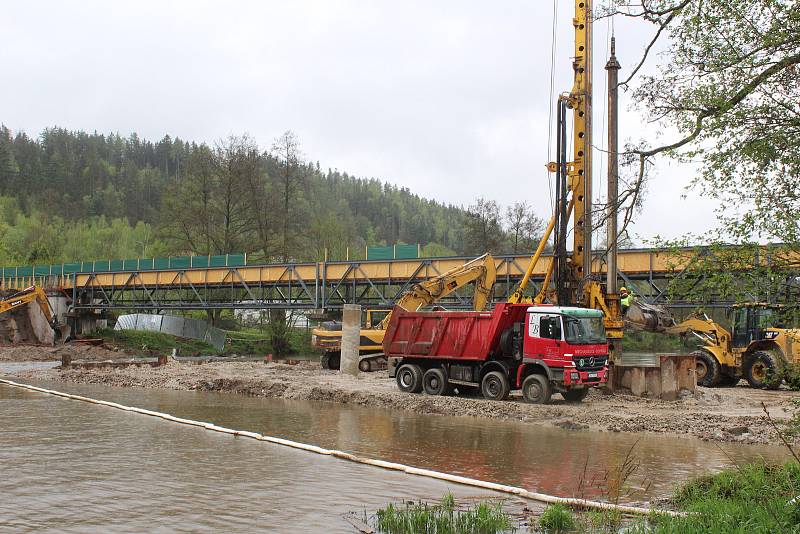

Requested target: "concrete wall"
[{"left": 612, "top": 354, "right": 696, "bottom": 400}]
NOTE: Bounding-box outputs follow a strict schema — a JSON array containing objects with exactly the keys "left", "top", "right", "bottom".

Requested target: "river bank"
[{"left": 4, "top": 345, "right": 797, "bottom": 446}]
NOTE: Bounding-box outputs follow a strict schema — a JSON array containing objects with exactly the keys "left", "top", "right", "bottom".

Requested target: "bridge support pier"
[{"left": 340, "top": 304, "right": 361, "bottom": 376}]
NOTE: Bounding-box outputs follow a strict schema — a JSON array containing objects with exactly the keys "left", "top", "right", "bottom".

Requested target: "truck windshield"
[{"left": 564, "top": 315, "right": 606, "bottom": 345}]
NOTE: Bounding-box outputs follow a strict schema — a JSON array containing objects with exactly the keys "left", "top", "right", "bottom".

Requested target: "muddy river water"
[{"left": 0, "top": 372, "right": 790, "bottom": 532}]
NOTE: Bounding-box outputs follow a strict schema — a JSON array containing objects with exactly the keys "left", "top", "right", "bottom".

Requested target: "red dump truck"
[{"left": 383, "top": 303, "right": 609, "bottom": 403}]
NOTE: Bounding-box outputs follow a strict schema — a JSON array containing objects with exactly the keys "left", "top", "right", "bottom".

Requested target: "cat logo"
[{"left": 10, "top": 300, "right": 22, "bottom": 307}]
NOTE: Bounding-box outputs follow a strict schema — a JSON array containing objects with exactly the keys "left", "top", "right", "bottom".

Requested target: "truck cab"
[{"left": 516, "top": 306, "right": 609, "bottom": 403}]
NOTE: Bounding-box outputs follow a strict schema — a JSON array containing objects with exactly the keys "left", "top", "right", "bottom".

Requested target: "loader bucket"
[{"left": 625, "top": 301, "right": 676, "bottom": 332}]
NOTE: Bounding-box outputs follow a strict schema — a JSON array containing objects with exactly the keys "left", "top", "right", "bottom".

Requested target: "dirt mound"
[{"left": 0, "top": 342, "right": 128, "bottom": 362}]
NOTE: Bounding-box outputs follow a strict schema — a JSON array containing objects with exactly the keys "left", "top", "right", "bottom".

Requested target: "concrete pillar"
[{"left": 340, "top": 304, "right": 361, "bottom": 376}]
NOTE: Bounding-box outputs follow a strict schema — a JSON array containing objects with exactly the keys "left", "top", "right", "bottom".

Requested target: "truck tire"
[
  {"left": 562, "top": 388, "right": 589, "bottom": 403},
  {"left": 481, "top": 371, "right": 510, "bottom": 401},
  {"left": 521, "top": 374, "right": 551, "bottom": 404},
  {"left": 423, "top": 368, "right": 448, "bottom": 396},
  {"left": 692, "top": 349, "right": 721, "bottom": 387},
  {"left": 396, "top": 364, "right": 423, "bottom": 393},
  {"left": 746, "top": 351, "right": 783, "bottom": 390}
]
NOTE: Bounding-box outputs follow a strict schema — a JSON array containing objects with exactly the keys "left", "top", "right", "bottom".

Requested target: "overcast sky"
[{"left": 1, "top": 1, "right": 719, "bottom": 243}]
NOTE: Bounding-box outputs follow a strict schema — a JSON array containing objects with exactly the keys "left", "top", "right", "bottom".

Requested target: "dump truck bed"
[{"left": 382, "top": 303, "right": 529, "bottom": 361}]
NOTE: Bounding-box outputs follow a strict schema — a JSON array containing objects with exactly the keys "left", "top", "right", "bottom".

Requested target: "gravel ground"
[{"left": 3, "top": 343, "right": 799, "bottom": 446}]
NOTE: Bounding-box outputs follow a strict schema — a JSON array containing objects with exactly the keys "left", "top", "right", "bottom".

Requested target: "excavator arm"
[
  {"left": 379, "top": 253, "right": 497, "bottom": 329},
  {"left": 0, "top": 286, "right": 69, "bottom": 345},
  {"left": 0, "top": 286, "right": 55, "bottom": 323}
]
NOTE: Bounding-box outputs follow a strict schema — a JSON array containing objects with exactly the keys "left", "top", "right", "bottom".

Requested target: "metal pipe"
[
  {"left": 583, "top": 0, "right": 594, "bottom": 283},
  {"left": 606, "top": 37, "right": 620, "bottom": 294}
]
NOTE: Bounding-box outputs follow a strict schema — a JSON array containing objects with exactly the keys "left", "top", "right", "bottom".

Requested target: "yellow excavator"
[
  {"left": 0, "top": 286, "right": 71, "bottom": 345},
  {"left": 661, "top": 303, "right": 800, "bottom": 389},
  {"left": 313, "top": 253, "right": 497, "bottom": 370}
]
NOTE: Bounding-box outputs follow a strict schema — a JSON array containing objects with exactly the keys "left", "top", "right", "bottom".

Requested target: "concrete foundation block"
[
  {"left": 676, "top": 355, "right": 697, "bottom": 393},
  {"left": 645, "top": 368, "right": 662, "bottom": 398},
  {"left": 659, "top": 356, "right": 678, "bottom": 400},
  {"left": 630, "top": 367, "right": 646, "bottom": 396}
]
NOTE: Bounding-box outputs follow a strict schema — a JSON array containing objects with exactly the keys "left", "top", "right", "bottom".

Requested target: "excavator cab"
[{"left": 364, "top": 309, "right": 389, "bottom": 329}]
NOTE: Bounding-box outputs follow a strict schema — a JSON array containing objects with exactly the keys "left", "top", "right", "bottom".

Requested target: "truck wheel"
[
  {"left": 481, "top": 371, "right": 510, "bottom": 401},
  {"left": 562, "top": 388, "right": 589, "bottom": 403},
  {"left": 692, "top": 349, "right": 721, "bottom": 387},
  {"left": 521, "top": 374, "right": 551, "bottom": 404},
  {"left": 396, "top": 364, "right": 423, "bottom": 393},
  {"left": 423, "top": 368, "right": 448, "bottom": 396},
  {"left": 746, "top": 351, "right": 783, "bottom": 390}
]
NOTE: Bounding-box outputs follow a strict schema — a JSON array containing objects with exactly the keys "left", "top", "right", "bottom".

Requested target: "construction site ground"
[{"left": 2, "top": 344, "right": 798, "bottom": 446}]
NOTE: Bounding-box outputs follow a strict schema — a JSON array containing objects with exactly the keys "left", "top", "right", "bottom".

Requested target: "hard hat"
[{"left": 620, "top": 287, "right": 628, "bottom": 292}]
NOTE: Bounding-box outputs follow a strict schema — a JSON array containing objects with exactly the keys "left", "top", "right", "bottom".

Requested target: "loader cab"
[{"left": 729, "top": 304, "right": 787, "bottom": 349}]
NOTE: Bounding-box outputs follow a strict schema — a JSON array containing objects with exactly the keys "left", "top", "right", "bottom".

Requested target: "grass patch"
[
  {"left": 93, "top": 328, "right": 216, "bottom": 356},
  {"left": 92, "top": 325, "right": 313, "bottom": 357},
  {"left": 626, "top": 461, "right": 800, "bottom": 533},
  {"left": 372, "top": 494, "right": 516, "bottom": 534},
  {"left": 622, "top": 329, "right": 691, "bottom": 353},
  {"left": 538, "top": 504, "right": 576, "bottom": 532}
]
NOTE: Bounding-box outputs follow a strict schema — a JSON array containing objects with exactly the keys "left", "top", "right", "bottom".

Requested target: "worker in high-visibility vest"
[{"left": 620, "top": 287, "right": 634, "bottom": 315}]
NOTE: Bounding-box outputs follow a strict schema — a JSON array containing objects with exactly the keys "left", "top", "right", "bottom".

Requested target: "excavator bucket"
[
  {"left": 57, "top": 323, "right": 72, "bottom": 344},
  {"left": 625, "top": 300, "right": 676, "bottom": 333}
]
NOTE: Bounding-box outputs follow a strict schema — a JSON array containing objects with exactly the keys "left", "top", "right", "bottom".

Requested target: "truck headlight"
[{"left": 571, "top": 372, "right": 579, "bottom": 381}]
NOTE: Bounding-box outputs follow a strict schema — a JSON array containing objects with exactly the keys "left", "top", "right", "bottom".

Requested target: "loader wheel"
[
  {"left": 396, "top": 364, "right": 423, "bottom": 393},
  {"left": 522, "top": 374, "right": 551, "bottom": 404},
  {"left": 693, "top": 349, "right": 721, "bottom": 387},
  {"left": 481, "top": 371, "right": 510, "bottom": 401},
  {"left": 746, "top": 351, "right": 784, "bottom": 390},
  {"left": 423, "top": 368, "right": 448, "bottom": 396},
  {"left": 562, "top": 387, "right": 589, "bottom": 403}
]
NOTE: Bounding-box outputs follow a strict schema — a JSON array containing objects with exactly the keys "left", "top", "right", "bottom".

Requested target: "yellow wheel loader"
[
  {"left": 664, "top": 303, "right": 800, "bottom": 389},
  {"left": 0, "top": 286, "right": 71, "bottom": 345},
  {"left": 312, "top": 253, "right": 497, "bottom": 370}
]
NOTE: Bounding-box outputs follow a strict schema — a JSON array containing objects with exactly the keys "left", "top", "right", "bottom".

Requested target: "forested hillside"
[{"left": 0, "top": 126, "right": 543, "bottom": 265}]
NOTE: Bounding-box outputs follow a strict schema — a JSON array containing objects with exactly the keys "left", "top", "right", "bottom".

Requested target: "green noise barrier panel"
[{"left": 2, "top": 245, "right": 417, "bottom": 280}]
